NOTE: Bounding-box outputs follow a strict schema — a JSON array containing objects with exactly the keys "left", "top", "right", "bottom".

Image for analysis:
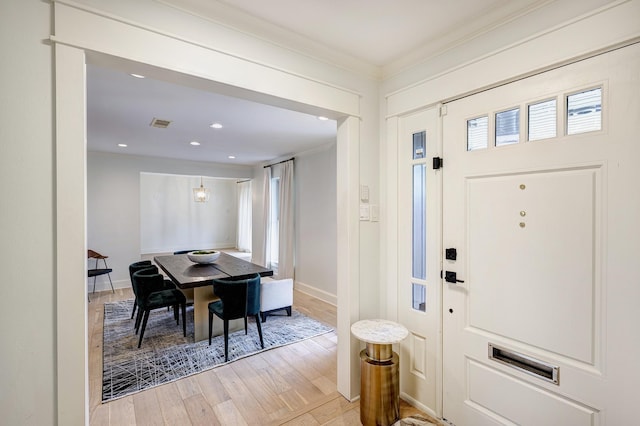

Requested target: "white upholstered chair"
[{"left": 259, "top": 277, "right": 294, "bottom": 322}]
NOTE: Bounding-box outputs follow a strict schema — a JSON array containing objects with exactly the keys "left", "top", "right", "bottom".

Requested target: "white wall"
[
  {"left": 139, "top": 173, "right": 237, "bottom": 254},
  {"left": 295, "top": 144, "right": 338, "bottom": 303},
  {"left": 0, "top": 2, "right": 56, "bottom": 424},
  {"left": 381, "top": 0, "right": 619, "bottom": 93},
  {"left": 88, "top": 151, "right": 252, "bottom": 290}
]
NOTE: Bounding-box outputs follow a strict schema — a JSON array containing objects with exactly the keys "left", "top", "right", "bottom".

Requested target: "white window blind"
[
  {"left": 496, "top": 108, "right": 520, "bottom": 146},
  {"left": 467, "top": 116, "right": 488, "bottom": 151},
  {"left": 528, "top": 99, "right": 557, "bottom": 141},
  {"left": 567, "top": 88, "right": 602, "bottom": 135}
]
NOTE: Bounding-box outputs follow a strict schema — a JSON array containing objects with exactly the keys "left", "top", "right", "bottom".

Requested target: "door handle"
[{"left": 444, "top": 271, "right": 465, "bottom": 284}]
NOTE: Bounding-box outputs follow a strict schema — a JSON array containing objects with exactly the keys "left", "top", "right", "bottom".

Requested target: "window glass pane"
[
  {"left": 467, "top": 116, "right": 488, "bottom": 151},
  {"left": 413, "top": 131, "right": 425, "bottom": 159},
  {"left": 269, "top": 177, "right": 280, "bottom": 271},
  {"left": 412, "top": 164, "right": 426, "bottom": 280},
  {"left": 495, "top": 108, "right": 519, "bottom": 146},
  {"left": 412, "top": 283, "right": 426, "bottom": 312},
  {"left": 528, "top": 99, "right": 556, "bottom": 141},
  {"left": 567, "top": 88, "right": 602, "bottom": 135}
]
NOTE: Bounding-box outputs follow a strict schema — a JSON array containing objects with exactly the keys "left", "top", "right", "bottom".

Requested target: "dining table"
[{"left": 154, "top": 252, "right": 273, "bottom": 342}]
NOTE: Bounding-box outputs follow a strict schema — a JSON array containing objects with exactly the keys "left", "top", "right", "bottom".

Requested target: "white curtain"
[
  {"left": 277, "top": 160, "right": 294, "bottom": 279},
  {"left": 236, "top": 180, "right": 252, "bottom": 252},
  {"left": 260, "top": 167, "right": 272, "bottom": 268}
]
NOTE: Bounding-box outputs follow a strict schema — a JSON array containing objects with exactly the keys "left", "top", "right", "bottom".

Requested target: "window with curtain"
[
  {"left": 236, "top": 180, "right": 252, "bottom": 253},
  {"left": 269, "top": 177, "right": 280, "bottom": 274},
  {"left": 261, "top": 160, "right": 294, "bottom": 279}
]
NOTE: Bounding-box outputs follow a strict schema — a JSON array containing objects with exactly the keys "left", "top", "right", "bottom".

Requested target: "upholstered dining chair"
[
  {"left": 259, "top": 277, "right": 294, "bottom": 322},
  {"left": 128, "top": 261, "right": 177, "bottom": 320},
  {"left": 87, "top": 249, "right": 114, "bottom": 294},
  {"left": 132, "top": 267, "right": 187, "bottom": 348},
  {"left": 208, "top": 273, "right": 264, "bottom": 361}
]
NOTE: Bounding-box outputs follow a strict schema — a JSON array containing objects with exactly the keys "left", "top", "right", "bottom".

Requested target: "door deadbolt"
[{"left": 445, "top": 248, "right": 457, "bottom": 261}]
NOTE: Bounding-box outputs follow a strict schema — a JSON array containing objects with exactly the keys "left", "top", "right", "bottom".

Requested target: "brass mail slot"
[{"left": 488, "top": 343, "right": 559, "bottom": 385}]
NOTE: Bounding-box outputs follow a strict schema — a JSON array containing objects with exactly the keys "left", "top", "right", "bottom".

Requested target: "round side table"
[{"left": 351, "top": 319, "right": 409, "bottom": 426}]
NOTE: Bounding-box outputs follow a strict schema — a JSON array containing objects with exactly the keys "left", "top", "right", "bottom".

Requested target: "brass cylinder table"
[{"left": 351, "top": 319, "right": 409, "bottom": 426}]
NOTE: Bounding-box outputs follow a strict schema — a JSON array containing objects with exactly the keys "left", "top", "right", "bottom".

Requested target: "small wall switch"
[
  {"left": 370, "top": 205, "right": 379, "bottom": 222},
  {"left": 359, "top": 204, "right": 370, "bottom": 221},
  {"left": 360, "top": 185, "right": 369, "bottom": 203}
]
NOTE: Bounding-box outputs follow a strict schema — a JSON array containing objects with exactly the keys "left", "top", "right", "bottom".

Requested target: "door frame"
[
  {"left": 393, "top": 106, "right": 443, "bottom": 417},
  {"left": 53, "top": 3, "right": 362, "bottom": 423},
  {"left": 381, "top": 2, "right": 640, "bottom": 416}
]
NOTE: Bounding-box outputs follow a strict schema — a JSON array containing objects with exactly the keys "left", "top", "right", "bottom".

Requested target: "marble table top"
[{"left": 351, "top": 319, "right": 409, "bottom": 345}]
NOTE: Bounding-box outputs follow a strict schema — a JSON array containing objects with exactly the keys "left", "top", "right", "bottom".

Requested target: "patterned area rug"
[{"left": 102, "top": 299, "right": 333, "bottom": 402}]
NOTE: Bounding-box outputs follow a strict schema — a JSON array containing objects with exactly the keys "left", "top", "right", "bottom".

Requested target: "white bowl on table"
[{"left": 186, "top": 250, "right": 220, "bottom": 264}]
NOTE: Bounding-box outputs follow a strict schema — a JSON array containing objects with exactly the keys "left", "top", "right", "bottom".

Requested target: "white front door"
[
  {"left": 442, "top": 43, "right": 640, "bottom": 425},
  {"left": 397, "top": 107, "right": 441, "bottom": 415}
]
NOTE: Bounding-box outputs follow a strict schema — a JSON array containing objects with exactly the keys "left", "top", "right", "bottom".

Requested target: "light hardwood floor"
[{"left": 88, "top": 287, "right": 437, "bottom": 425}]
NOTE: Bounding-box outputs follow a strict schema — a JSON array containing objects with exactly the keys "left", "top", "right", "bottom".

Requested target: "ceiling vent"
[{"left": 150, "top": 118, "right": 172, "bottom": 128}]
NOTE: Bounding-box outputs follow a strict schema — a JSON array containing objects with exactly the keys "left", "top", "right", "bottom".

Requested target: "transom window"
[
  {"left": 465, "top": 86, "right": 602, "bottom": 151},
  {"left": 567, "top": 87, "right": 602, "bottom": 135},
  {"left": 528, "top": 99, "right": 557, "bottom": 141}
]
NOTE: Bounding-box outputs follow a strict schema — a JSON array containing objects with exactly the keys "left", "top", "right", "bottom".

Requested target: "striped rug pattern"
[{"left": 102, "top": 299, "right": 333, "bottom": 402}]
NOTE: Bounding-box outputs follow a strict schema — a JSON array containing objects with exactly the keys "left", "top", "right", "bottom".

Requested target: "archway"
[{"left": 53, "top": 4, "right": 361, "bottom": 423}]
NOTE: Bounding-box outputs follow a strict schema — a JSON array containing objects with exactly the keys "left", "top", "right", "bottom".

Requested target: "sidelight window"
[
  {"left": 413, "top": 130, "right": 426, "bottom": 159},
  {"left": 411, "top": 130, "right": 428, "bottom": 311},
  {"left": 412, "top": 162, "right": 426, "bottom": 280},
  {"left": 412, "top": 283, "right": 426, "bottom": 312}
]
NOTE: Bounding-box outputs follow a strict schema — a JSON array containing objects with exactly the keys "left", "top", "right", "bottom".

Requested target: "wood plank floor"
[{"left": 88, "top": 287, "right": 439, "bottom": 425}]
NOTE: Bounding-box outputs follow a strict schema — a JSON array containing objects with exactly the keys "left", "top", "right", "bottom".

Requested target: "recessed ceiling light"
[
  {"left": 318, "top": 116, "right": 329, "bottom": 121},
  {"left": 117, "top": 143, "right": 127, "bottom": 147},
  {"left": 228, "top": 155, "right": 236, "bottom": 159},
  {"left": 130, "top": 73, "right": 145, "bottom": 79},
  {"left": 190, "top": 141, "right": 200, "bottom": 146},
  {"left": 210, "top": 123, "right": 223, "bottom": 129}
]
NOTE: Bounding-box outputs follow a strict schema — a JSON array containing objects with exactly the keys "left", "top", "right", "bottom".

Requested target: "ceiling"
[
  {"left": 87, "top": 64, "right": 338, "bottom": 166},
  {"left": 87, "top": 0, "right": 544, "bottom": 166}
]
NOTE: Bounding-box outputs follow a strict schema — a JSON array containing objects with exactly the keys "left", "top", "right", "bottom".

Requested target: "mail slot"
[{"left": 489, "top": 343, "right": 559, "bottom": 385}]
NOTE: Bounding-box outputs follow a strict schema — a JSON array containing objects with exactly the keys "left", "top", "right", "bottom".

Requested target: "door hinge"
[
  {"left": 433, "top": 157, "right": 443, "bottom": 169},
  {"left": 439, "top": 105, "right": 448, "bottom": 117}
]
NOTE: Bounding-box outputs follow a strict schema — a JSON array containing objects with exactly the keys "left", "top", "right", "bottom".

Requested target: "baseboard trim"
[
  {"left": 399, "top": 392, "right": 439, "bottom": 421},
  {"left": 88, "top": 278, "right": 129, "bottom": 293},
  {"left": 294, "top": 280, "right": 337, "bottom": 306}
]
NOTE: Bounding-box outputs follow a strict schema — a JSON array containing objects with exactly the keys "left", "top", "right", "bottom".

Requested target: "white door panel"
[
  {"left": 468, "top": 361, "right": 597, "bottom": 424},
  {"left": 442, "top": 43, "right": 640, "bottom": 425},
  {"left": 467, "top": 167, "right": 599, "bottom": 363},
  {"left": 397, "top": 107, "right": 441, "bottom": 414}
]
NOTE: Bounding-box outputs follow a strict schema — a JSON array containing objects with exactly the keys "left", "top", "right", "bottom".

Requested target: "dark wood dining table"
[{"left": 154, "top": 252, "right": 273, "bottom": 341}]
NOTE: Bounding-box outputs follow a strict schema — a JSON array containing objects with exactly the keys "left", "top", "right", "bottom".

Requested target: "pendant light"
[{"left": 193, "top": 176, "right": 210, "bottom": 202}]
